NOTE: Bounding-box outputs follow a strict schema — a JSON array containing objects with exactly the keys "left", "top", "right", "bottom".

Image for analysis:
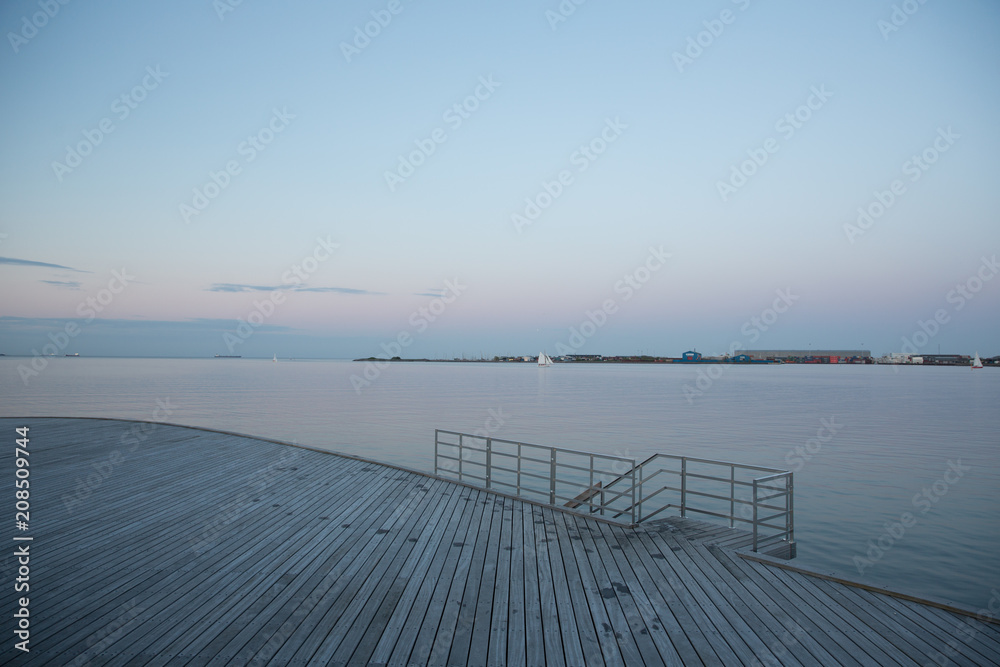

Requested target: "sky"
[{"left": 1, "top": 0, "right": 998, "bottom": 359}]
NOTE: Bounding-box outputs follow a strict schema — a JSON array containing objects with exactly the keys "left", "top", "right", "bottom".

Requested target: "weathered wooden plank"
[
  {"left": 541, "top": 505, "right": 606, "bottom": 666},
  {"left": 381, "top": 489, "right": 483, "bottom": 665},
  {"left": 466, "top": 497, "right": 507, "bottom": 667},
  {"left": 142, "top": 466, "right": 406, "bottom": 666},
  {"left": 572, "top": 516, "right": 660, "bottom": 665},
  {"left": 530, "top": 505, "right": 572, "bottom": 667},
  {"left": 319, "top": 479, "right": 461, "bottom": 664},
  {"left": 250, "top": 475, "right": 439, "bottom": 664},
  {"left": 588, "top": 521, "right": 685, "bottom": 666},
  {"left": 874, "top": 593, "right": 1000, "bottom": 664},
  {"left": 409, "top": 489, "right": 489, "bottom": 666},
  {"left": 632, "top": 529, "right": 746, "bottom": 664},
  {"left": 186, "top": 473, "right": 424, "bottom": 665},
  {"left": 97, "top": 463, "right": 401, "bottom": 666},
  {"left": 353, "top": 484, "right": 465, "bottom": 665},
  {"left": 707, "top": 546, "right": 872, "bottom": 667},
  {"left": 602, "top": 525, "right": 711, "bottom": 666},
  {"left": 506, "top": 494, "right": 528, "bottom": 667},
  {"left": 552, "top": 509, "right": 627, "bottom": 667},
  {"left": 734, "top": 555, "right": 907, "bottom": 666},
  {"left": 32, "top": 450, "right": 355, "bottom": 661},
  {"left": 666, "top": 534, "right": 802, "bottom": 667}
]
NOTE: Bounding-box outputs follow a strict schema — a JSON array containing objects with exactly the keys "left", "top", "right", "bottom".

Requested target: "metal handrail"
[{"left": 434, "top": 430, "right": 794, "bottom": 555}]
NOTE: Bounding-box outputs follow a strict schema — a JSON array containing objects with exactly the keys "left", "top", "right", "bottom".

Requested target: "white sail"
[
  {"left": 273, "top": 354, "right": 277, "bottom": 363},
  {"left": 537, "top": 352, "right": 553, "bottom": 367},
  {"left": 972, "top": 352, "right": 983, "bottom": 369}
]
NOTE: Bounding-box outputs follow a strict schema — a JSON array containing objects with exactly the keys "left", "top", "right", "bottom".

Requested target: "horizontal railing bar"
[
  {"left": 684, "top": 507, "right": 741, "bottom": 522},
  {"left": 757, "top": 491, "right": 790, "bottom": 502},
  {"left": 683, "top": 489, "right": 745, "bottom": 504},
  {"left": 682, "top": 472, "right": 756, "bottom": 486},
  {"left": 755, "top": 472, "right": 792, "bottom": 482},
  {"left": 487, "top": 437, "right": 634, "bottom": 463},
  {"left": 752, "top": 502, "right": 788, "bottom": 513},
  {"left": 755, "top": 524, "right": 790, "bottom": 533},
  {"left": 635, "top": 481, "right": 682, "bottom": 495},
  {"left": 643, "top": 453, "right": 787, "bottom": 474}
]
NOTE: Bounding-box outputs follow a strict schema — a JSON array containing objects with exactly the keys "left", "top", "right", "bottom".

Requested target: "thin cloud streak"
[
  {"left": 39, "top": 280, "right": 82, "bottom": 290},
  {"left": 0, "top": 256, "right": 90, "bottom": 273},
  {"left": 207, "top": 283, "right": 384, "bottom": 295}
]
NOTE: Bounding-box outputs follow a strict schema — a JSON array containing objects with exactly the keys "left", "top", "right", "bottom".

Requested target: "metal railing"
[{"left": 434, "top": 430, "right": 794, "bottom": 554}]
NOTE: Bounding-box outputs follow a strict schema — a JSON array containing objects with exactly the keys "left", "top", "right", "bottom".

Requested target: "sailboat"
[
  {"left": 972, "top": 352, "right": 983, "bottom": 370},
  {"left": 537, "top": 352, "right": 554, "bottom": 367},
  {"left": 272, "top": 354, "right": 277, "bottom": 363}
]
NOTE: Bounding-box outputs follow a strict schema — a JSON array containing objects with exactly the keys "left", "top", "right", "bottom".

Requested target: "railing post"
[
  {"left": 589, "top": 454, "right": 594, "bottom": 514},
  {"left": 516, "top": 442, "right": 522, "bottom": 496},
  {"left": 630, "top": 462, "right": 637, "bottom": 525},
  {"left": 458, "top": 434, "right": 463, "bottom": 480},
  {"left": 680, "top": 457, "right": 687, "bottom": 518},
  {"left": 787, "top": 472, "right": 794, "bottom": 544},
  {"left": 485, "top": 437, "right": 492, "bottom": 490},
  {"left": 729, "top": 465, "right": 735, "bottom": 528},
  {"left": 549, "top": 449, "right": 556, "bottom": 505},
  {"left": 752, "top": 479, "right": 759, "bottom": 552},
  {"left": 434, "top": 430, "right": 439, "bottom": 475}
]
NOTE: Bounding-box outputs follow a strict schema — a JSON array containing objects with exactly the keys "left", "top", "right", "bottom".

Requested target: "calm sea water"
[{"left": 2, "top": 357, "right": 998, "bottom": 609}]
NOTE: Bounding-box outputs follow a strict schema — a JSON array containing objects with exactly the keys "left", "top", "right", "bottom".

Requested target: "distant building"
[
  {"left": 917, "top": 354, "right": 970, "bottom": 366},
  {"left": 743, "top": 350, "right": 871, "bottom": 362}
]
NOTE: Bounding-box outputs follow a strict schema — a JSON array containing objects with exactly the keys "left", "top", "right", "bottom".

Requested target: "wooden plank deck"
[{"left": 1, "top": 417, "right": 997, "bottom": 666}]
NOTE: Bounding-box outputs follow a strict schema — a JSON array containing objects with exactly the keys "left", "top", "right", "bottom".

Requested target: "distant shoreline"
[{"left": 353, "top": 356, "right": 994, "bottom": 367}]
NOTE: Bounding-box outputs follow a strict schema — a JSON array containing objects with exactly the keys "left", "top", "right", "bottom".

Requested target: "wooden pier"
[{"left": 2, "top": 417, "right": 998, "bottom": 666}]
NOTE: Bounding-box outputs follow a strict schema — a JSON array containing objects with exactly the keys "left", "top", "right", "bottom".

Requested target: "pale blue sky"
[{"left": 1, "top": 0, "right": 998, "bottom": 358}]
